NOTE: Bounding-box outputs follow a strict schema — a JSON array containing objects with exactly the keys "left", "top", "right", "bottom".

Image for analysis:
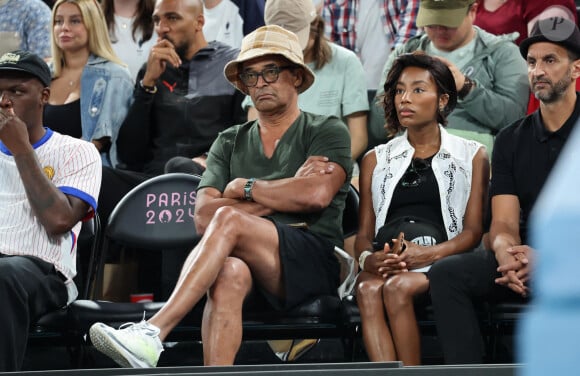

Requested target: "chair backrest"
[
  {"left": 106, "top": 173, "right": 201, "bottom": 250},
  {"left": 336, "top": 184, "right": 360, "bottom": 298},
  {"left": 79, "top": 212, "right": 101, "bottom": 299},
  {"left": 342, "top": 184, "right": 360, "bottom": 238}
]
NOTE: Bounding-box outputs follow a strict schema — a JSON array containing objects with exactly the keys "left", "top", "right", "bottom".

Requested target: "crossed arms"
[{"left": 194, "top": 156, "right": 347, "bottom": 235}]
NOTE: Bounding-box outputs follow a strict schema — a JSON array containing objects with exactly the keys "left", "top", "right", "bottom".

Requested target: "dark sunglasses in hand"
[
  {"left": 239, "top": 65, "right": 294, "bottom": 87},
  {"left": 401, "top": 158, "right": 431, "bottom": 188}
]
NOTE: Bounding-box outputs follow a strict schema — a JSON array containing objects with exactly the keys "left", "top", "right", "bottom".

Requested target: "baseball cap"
[
  {"left": 520, "top": 17, "right": 580, "bottom": 58},
  {"left": 0, "top": 50, "right": 51, "bottom": 87},
  {"left": 416, "top": 0, "right": 475, "bottom": 28},
  {"left": 224, "top": 25, "right": 315, "bottom": 95},
  {"left": 264, "top": 0, "right": 317, "bottom": 50}
]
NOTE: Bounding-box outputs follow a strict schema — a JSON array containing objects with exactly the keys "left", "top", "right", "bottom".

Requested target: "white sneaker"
[{"left": 89, "top": 321, "right": 164, "bottom": 368}]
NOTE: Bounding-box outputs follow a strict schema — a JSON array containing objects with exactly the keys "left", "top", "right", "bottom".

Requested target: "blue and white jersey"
[{"left": 0, "top": 129, "right": 101, "bottom": 302}]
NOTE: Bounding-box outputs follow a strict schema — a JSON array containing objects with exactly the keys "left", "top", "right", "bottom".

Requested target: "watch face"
[{"left": 243, "top": 178, "right": 255, "bottom": 200}]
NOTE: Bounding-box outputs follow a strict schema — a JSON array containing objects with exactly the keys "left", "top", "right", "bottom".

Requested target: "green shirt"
[{"left": 200, "top": 111, "right": 353, "bottom": 248}]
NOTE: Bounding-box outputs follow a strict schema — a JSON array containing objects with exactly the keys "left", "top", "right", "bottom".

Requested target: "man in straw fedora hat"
[{"left": 90, "top": 24, "right": 353, "bottom": 368}]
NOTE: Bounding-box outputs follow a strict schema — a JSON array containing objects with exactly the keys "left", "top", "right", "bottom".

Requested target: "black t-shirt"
[{"left": 491, "top": 93, "right": 580, "bottom": 243}]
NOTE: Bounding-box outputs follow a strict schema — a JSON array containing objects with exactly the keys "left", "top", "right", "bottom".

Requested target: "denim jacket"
[
  {"left": 80, "top": 55, "right": 133, "bottom": 166},
  {"left": 50, "top": 55, "right": 133, "bottom": 166}
]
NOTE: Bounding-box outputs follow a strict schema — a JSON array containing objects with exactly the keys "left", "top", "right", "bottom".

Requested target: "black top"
[
  {"left": 387, "top": 154, "right": 445, "bottom": 228},
  {"left": 43, "top": 99, "right": 82, "bottom": 139},
  {"left": 116, "top": 41, "right": 246, "bottom": 175},
  {"left": 491, "top": 93, "right": 580, "bottom": 243}
]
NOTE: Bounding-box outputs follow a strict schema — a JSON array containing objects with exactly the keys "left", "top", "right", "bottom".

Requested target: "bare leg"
[
  {"left": 355, "top": 272, "right": 397, "bottom": 361},
  {"left": 148, "top": 206, "right": 284, "bottom": 340},
  {"left": 202, "top": 257, "right": 253, "bottom": 365},
  {"left": 383, "top": 272, "right": 430, "bottom": 366}
]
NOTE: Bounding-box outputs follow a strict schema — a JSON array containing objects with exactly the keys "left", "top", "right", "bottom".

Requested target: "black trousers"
[
  {"left": 428, "top": 247, "right": 527, "bottom": 364},
  {"left": 0, "top": 255, "right": 67, "bottom": 371}
]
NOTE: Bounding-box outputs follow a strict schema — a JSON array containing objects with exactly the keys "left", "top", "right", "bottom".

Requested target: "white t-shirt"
[
  {"left": 110, "top": 14, "right": 157, "bottom": 81},
  {"left": 203, "top": 0, "right": 243, "bottom": 49},
  {"left": 356, "top": 0, "right": 391, "bottom": 91},
  {"left": 0, "top": 129, "right": 102, "bottom": 302}
]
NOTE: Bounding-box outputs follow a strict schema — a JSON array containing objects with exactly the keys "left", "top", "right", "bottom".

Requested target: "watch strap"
[{"left": 243, "top": 178, "right": 256, "bottom": 201}]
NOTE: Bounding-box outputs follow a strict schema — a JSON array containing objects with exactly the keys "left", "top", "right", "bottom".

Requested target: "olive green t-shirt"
[{"left": 199, "top": 111, "right": 353, "bottom": 248}]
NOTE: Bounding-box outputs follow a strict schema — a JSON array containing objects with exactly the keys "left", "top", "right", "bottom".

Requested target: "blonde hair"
[{"left": 51, "top": 0, "right": 126, "bottom": 77}]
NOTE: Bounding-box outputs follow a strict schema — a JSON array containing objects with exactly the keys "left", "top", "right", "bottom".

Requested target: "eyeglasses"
[
  {"left": 239, "top": 66, "right": 293, "bottom": 87},
  {"left": 401, "top": 158, "right": 431, "bottom": 188}
]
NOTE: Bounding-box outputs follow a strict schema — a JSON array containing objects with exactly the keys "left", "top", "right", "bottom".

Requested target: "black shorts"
[{"left": 256, "top": 220, "right": 340, "bottom": 310}]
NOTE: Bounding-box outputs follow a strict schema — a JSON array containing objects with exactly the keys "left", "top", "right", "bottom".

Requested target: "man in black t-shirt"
[{"left": 428, "top": 17, "right": 580, "bottom": 364}]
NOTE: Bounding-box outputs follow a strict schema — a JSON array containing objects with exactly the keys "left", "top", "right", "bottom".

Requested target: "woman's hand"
[
  {"left": 399, "top": 241, "right": 436, "bottom": 270},
  {"left": 364, "top": 242, "right": 408, "bottom": 278}
]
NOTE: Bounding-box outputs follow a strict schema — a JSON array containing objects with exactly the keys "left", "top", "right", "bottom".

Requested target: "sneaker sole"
[{"left": 89, "top": 325, "right": 153, "bottom": 368}]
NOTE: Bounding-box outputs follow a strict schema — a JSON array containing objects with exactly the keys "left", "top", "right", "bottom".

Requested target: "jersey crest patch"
[{"left": 43, "top": 166, "right": 55, "bottom": 180}]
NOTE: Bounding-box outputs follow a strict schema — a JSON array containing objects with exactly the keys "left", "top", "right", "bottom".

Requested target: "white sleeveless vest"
[{"left": 372, "top": 126, "right": 484, "bottom": 241}]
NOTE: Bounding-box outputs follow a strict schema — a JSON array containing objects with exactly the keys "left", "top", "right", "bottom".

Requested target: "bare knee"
[
  {"left": 212, "top": 206, "right": 244, "bottom": 230},
  {"left": 355, "top": 278, "right": 384, "bottom": 309},
  {"left": 208, "top": 257, "right": 252, "bottom": 309},
  {"left": 383, "top": 275, "right": 415, "bottom": 311},
  {"left": 205, "top": 206, "right": 247, "bottom": 241}
]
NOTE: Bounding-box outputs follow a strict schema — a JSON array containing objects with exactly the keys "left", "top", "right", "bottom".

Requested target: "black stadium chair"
[
  {"left": 69, "top": 173, "right": 204, "bottom": 349},
  {"left": 69, "top": 174, "right": 360, "bottom": 366},
  {"left": 28, "top": 213, "right": 101, "bottom": 367}
]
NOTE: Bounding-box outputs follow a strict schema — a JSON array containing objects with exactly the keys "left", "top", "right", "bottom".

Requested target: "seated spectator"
[
  {"left": 355, "top": 52, "right": 489, "bottom": 365},
  {"left": 203, "top": 0, "right": 244, "bottom": 49},
  {"left": 474, "top": 0, "right": 577, "bottom": 45},
  {"left": 101, "top": 0, "right": 158, "bottom": 81},
  {"left": 0, "top": 0, "right": 52, "bottom": 58},
  {"left": 376, "top": 0, "right": 529, "bottom": 155},
  {"left": 45, "top": 0, "right": 134, "bottom": 167},
  {"left": 89, "top": 24, "right": 353, "bottom": 368},
  {"left": 97, "top": 0, "right": 243, "bottom": 219},
  {"left": 0, "top": 50, "right": 101, "bottom": 371},
  {"left": 321, "top": 0, "right": 421, "bottom": 92},
  {"left": 245, "top": 0, "right": 369, "bottom": 162},
  {"left": 428, "top": 17, "right": 580, "bottom": 364}
]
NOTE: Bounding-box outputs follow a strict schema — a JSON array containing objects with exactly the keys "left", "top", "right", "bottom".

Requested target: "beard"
[
  {"left": 533, "top": 69, "right": 573, "bottom": 103},
  {"left": 161, "top": 35, "right": 188, "bottom": 61}
]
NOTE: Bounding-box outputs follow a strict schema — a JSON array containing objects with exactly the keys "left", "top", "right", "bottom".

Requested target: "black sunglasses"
[{"left": 401, "top": 158, "right": 431, "bottom": 188}]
